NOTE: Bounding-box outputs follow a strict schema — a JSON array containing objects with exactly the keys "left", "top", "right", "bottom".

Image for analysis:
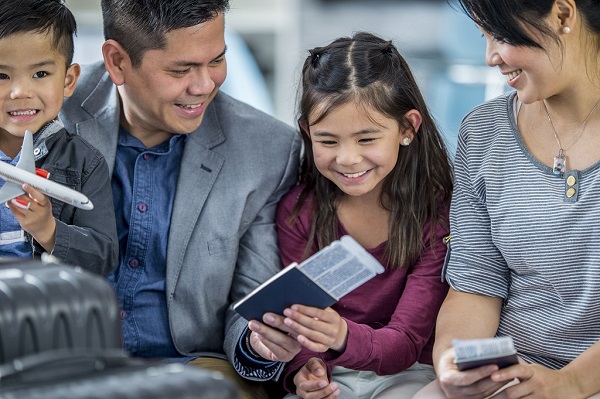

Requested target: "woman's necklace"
[{"left": 542, "top": 98, "right": 600, "bottom": 175}]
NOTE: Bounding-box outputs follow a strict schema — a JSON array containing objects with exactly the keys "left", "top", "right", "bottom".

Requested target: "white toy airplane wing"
[
  {"left": 0, "top": 130, "right": 36, "bottom": 204},
  {"left": 0, "top": 181, "right": 25, "bottom": 204}
]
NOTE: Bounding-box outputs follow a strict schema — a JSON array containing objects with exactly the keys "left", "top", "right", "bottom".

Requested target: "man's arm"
[{"left": 224, "top": 129, "right": 302, "bottom": 380}]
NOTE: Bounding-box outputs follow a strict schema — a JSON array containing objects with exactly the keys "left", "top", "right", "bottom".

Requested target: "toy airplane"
[{"left": 0, "top": 130, "right": 93, "bottom": 210}]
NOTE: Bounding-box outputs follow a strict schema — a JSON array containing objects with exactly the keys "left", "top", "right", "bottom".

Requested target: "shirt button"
[
  {"left": 143, "top": 153, "right": 151, "bottom": 160},
  {"left": 566, "top": 175, "right": 576, "bottom": 186},
  {"left": 128, "top": 258, "right": 139, "bottom": 268},
  {"left": 120, "top": 310, "right": 127, "bottom": 319},
  {"left": 566, "top": 187, "right": 576, "bottom": 198},
  {"left": 137, "top": 202, "right": 147, "bottom": 212},
  {"left": 33, "top": 148, "right": 41, "bottom": 156}
]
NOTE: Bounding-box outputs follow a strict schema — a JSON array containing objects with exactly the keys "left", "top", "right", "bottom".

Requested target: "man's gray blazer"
[{"left": 60, "top": 62, "right": 301, "bottom": 371}]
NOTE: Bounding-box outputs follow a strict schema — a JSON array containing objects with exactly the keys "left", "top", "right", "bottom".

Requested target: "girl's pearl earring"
[
  {"left": 562, "top": 26, "right": 571, "bottom": 34},
  {"left": 402, "top": 137, "right": 412, "bottom": 146}
]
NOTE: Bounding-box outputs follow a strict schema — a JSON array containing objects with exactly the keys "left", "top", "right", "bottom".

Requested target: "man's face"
[{"left": 117, "top": 12, "right": 227, "bottom": 144}]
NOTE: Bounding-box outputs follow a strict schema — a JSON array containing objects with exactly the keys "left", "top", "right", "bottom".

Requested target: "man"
[{"left": 60, "top": 1, "right": 301, "bottom": 397}]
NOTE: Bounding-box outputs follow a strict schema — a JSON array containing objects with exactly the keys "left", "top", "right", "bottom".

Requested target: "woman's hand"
[
  {"left": 492, "top": 363, "right": 583, "bottom": 399},
  {"left": 437, "top": 347, "right": 507, "bottom": 399}
]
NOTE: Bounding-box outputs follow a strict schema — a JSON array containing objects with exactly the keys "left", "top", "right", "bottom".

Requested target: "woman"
[{"left": 414, "top": 0, "right": 600, "bottom": 398}]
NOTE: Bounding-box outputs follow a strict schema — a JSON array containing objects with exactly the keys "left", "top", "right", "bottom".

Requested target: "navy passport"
[
  {"left": 233, "top": 265, "right": 336, "bottom": 322},
  {"left": 233, "top": 235, "right": 384, "bottom": 321}
]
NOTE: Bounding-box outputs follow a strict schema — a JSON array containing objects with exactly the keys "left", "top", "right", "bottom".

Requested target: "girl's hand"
[
  {"left": 437, "top": 347, "right": 506, "bottom": 399},
  {"left": 9, "top": 184, "right": 56, "bottom": 252},
  {"left": 283, "top": 305, "right": 348, "bottom": 353},
  {"left": 492, "top": 364, "right": 582, "bottom": 399},
  {"left": 294, "top": 357, "right": 340, "bottom": 399}
]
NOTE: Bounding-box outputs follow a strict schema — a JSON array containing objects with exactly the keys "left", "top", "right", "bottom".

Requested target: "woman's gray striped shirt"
[{"left": 445, "top": 91, "right": 600, "bottom": 369}]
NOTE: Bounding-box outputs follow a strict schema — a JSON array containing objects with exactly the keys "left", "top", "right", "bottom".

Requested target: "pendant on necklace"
[{"left": 553, "top": 149, "right": 566, "bottom": 175}]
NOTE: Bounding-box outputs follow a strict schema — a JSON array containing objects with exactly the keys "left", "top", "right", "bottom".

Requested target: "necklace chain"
[
  {"left": 542, "top": 98, "right": 600, "bottom": 154},
  {"left": 542, "top": 97, "right": 600, "bottom": 175}
]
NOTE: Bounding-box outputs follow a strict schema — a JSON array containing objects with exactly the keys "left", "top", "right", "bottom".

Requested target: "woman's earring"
[
  {"left": 562, "top": 26, "right": 571, "bottom": 34},
  {"left": 402, "top": 137, "right": 412, "bottom": 146}
]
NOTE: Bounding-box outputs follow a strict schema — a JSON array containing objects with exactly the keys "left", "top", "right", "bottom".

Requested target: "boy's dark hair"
[
  {"left": 451, "top": 0, "right": 600, "bottom": 49},
  {"left": 294, "top": 32, "right": 453, "bottom": 269},
  {"left": 0, "top": 0, "right": 77, "bottom": 66},
  {"left": 101, "top": 0, "right": 230, "bottom": 67}
]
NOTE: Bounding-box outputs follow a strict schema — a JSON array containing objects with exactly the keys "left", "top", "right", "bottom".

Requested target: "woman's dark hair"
[
  {"left": 452, "top": 0, "right": 600, "bottom": 50},
  {"left": 293, "top": 32, "right": 453, "bottom": 269}
]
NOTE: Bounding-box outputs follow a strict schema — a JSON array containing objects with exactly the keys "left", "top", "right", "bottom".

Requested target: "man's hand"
[{"left": 248, "top": 312, "right": 301, "bottom": 362}]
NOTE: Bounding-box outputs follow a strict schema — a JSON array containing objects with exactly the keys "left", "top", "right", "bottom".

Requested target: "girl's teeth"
[{"left": 343, "top": 171, "right": 367, "bottom": 178}]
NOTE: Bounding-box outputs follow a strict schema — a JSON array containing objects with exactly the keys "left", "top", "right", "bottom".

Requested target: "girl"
[
  {"left": 274, "top": 32, "right": 453, "bottom": 399},
  {"left": 414, "top": 0, "right": 600, "bottom": 398}
]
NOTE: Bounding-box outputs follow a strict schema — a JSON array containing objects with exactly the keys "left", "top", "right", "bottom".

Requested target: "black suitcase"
[
  {"left": 0, "top": 259, "right": 121, "bottom": 363},
  {"left": 0, "top": 349, "right": 240, "bottom": 398}
]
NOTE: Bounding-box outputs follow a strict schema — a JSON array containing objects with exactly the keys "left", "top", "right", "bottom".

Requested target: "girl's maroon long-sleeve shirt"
[{"left": 277, "top": 184, "right": 450, "bottom": 393}]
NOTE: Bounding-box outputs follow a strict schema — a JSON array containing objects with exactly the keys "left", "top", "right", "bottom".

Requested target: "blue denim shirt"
[{"left": 108, "top": 127, "right": 186, "bottom": 358}]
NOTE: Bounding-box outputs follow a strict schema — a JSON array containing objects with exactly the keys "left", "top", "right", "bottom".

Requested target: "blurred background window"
[{"left": 65, "top": 0, "right": 510, "bottom": 158}]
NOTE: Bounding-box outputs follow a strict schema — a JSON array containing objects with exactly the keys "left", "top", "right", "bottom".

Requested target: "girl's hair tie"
[
  {"left": 309, "top": 48, "right": 323, "bottom": 67},
  {"left": 381, "top": 40, "right": 394, "bottom": 55}
]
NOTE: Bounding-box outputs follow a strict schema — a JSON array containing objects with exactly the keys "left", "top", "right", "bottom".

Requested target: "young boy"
[{"left": 0, "top": 0, "right": 117, "bottom": 276}]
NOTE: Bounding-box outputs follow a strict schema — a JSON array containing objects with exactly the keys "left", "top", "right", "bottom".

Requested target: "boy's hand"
[
  {"left": 9, "top": 184, "right": 56, "bottom": 252},
  {"left": 294, "top": 357, "right": 339, "bottom": 399},
  {"left": 283, "top": 305, "right": 348, "bottom": 353}
]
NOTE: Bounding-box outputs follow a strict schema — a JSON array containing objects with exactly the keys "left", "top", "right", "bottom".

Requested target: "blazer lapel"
[
  {"left": 166, "top": 101, "right": 225, "bottom": 293},
  {"left": 76, "top": 73, "right": 120, "bottom": 174}
]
